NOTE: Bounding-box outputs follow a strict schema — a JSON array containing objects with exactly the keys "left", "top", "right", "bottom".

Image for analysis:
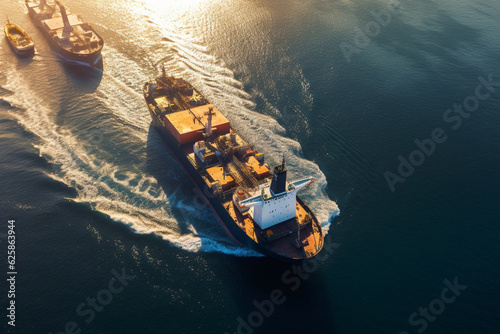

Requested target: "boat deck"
[
  {"left": 27, "top": 0, "right": 103, "bottom": 55},
  {"left": 145, "top": 78, "right": 324, "bottom": 260},
  {"left": 5, "top": 22, "right": 34, "bottom": 54},
  {"left": 224, "top": 198, "right": 323, "bottom": 259}
]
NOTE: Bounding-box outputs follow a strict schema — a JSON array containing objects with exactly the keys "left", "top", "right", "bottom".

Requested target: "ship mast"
[
  {"left": 204, "top": 107, "right": 215, "bottom": 138},
  {"left": 56, "top": 1, "right": 72, "bottom": 33},
  {"left": 161, "top": 65, "right": 166, "bottom": 81}
]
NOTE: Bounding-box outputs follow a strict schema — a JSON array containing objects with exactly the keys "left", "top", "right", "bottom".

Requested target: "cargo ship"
[
  {"left": 144, "top": 68, "right": 324, "bottom": 262},
  {"left": 25, "top": 0, "right": 103, "bottom": 67}
]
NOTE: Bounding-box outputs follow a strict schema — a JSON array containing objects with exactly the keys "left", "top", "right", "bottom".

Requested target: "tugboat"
[
  {"left": 4, "top": 19, "right": 35, "bottom": 57},
  {"left": 25, "top": 0, "right": 104, "bottom": 67},
  {"left": 144, "top": 67, "right": 324, "bottom": 262}
]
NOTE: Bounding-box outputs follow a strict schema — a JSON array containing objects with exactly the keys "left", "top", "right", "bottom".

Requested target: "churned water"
[{"left": 0, "top": 0, "right": 498, "bottom": 333}]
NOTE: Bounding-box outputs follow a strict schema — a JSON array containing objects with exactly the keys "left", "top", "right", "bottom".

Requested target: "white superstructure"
[{"left": 238, "top": 162, "right": 313, "bottom": 229}]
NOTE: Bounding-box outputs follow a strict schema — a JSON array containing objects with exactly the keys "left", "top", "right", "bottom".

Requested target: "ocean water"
[{"left": 1, "top": 0, "right": 499, "bottom": 333}]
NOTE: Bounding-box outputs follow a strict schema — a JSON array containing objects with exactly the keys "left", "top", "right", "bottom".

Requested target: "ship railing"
[
  {"left": 230, "top": 156, "right": 260, "bottom": 188},
  {"left": 187, "top": 154, "right": 198, "bottom": 169},
  {"left": 221, "top": 188, "right": 237, "bottom": 200},
  {"left": 174, "top": 92, "right": 205, "bottom": 126},
  {"left": 264, "top": 221, "right": 308, "bottom": 243}
]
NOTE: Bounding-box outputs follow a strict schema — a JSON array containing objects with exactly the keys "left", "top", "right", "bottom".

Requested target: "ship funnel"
[
  {"left": 56, "top": 1, "right": 72, "bottom": 32},
  {"left": 270, "top": 157, "right": 287, "bottom": 195},
  {"left": 39, "top": 0, "right": 46, "bottom": 10}
]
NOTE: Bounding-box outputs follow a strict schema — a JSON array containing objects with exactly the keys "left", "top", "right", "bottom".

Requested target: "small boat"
[{"left": 4, "top": 19, "right": 35, "bottom": 57}]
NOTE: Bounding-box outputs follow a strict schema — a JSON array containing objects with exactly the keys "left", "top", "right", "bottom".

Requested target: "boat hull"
[
  {"left": 26, "top": 2, "right": 103, "bottom": 67},
  {"left": 4, "top": 23, "right": 35, "bottom": 57},
  {"left": 7, "top": 42, "right": 35, "bottom": 57},
  {"left": 148, "top": 107, "right": 311, "bottom": 263}
]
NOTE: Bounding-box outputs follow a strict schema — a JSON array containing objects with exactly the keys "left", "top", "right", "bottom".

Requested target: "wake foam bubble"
[
  {"left": 1, "top": 67, "right": 260, "bottom": 256},
  {"left": 1, "top": 4, "right": 339, "bottom": 257}
]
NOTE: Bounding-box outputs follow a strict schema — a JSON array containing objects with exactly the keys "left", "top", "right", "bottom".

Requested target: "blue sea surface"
[{"left": 1, "top": 0, "right": 499, "bottom": 333}]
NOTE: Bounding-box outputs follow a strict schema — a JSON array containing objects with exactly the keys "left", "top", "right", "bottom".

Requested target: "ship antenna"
[
  {"left": 161, "top": 65, "right": 166, "bottom": 81},
  {"left": 281, "top": 155, "right": 286, "bottom": 171}
]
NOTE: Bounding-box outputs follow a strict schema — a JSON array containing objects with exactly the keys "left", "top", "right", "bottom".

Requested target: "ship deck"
[
  {"left": 224, "top": 198, "right": 323, "bottom": 259},
  {"left": 177, "top": 127, "right": 323, "bottom": 259},
  {"left": 27, "top": 0, "right": 103, "bottom": 56},
  {"left": 145, "top": 78, "right": 324, "bottom": 260}
]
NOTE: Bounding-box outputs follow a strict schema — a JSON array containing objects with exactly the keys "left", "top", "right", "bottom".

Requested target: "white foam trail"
[
  {"left": 107, "top": 0, "right": 341, "bottom": 232},
  {"left": 2, "top": 0, "right": 338, "bottom": 257},
  {"left": 1, "top": 66, "right": 258, "bottom": 257}
]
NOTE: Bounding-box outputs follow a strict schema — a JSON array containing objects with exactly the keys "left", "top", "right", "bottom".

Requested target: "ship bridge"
[{"left": 238, "top": 160, "right": 314, "bottom": 230}]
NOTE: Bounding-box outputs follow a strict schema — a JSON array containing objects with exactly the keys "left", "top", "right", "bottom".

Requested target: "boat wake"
[{"left": 0, "top": 1, "right": 338, "bottom": 257}]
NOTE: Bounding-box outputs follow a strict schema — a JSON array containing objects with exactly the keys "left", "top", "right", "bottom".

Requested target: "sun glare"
[{"left": 141, "top": 0, "right": 208, "bottom": 11}]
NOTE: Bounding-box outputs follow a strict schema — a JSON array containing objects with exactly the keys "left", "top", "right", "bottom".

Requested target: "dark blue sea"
[{"left": 1, "top": 0, "right": 499, "bottom": 333}]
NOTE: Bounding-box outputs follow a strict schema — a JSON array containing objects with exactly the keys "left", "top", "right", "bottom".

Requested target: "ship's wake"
[{"left": 1, "top": 0, "right": 338, "bottom": 257}]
